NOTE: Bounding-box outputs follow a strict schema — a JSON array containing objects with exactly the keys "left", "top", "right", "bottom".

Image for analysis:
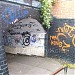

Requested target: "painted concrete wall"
[
  {"left": 48, "top": 18, "right": 75, "bottom": 63},
  {"left": 0, "top": 0, "right": 75, "bottom": 74},
  {"left": 4, "top": 18, "right": 46, "bottom": 56},
  {"left": 47, "top": 0, "right": 75, "bottom": 63}
]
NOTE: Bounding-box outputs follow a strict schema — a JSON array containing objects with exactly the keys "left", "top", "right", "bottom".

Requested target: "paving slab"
[{"left": 6, "top": 54, "right": 74, "bottom": 75}]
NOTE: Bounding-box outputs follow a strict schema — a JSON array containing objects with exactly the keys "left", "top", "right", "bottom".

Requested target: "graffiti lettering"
[
  {"left": 56, "top": 23, "right": 75, "bottom": 38},
  {"left": 50, "top": 23, "right": 75, "bottom": 51},
  {"left": 50, "top": 36, "right": 63, "bottom": 48},
  {"left": 57, "top": 33, "right": 70, "bottom": 49},
  {"left": 10, "top": 32, "right": 20, "bottom": 35},
  {"left": 13, "top": 22, "right": 35, "bottom": 29}
]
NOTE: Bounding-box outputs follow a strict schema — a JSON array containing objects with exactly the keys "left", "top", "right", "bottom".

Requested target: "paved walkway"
[{"left": 6, "top": 54, "right": 74, "bottom": 75}]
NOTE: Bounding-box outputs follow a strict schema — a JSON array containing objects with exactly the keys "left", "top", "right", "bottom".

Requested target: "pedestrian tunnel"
[
  {"left": 0, "top": 0, "right": 75, "bottom": 75},
  {"left": 0, "top": 1, "right": 41, "bottom": 75}
]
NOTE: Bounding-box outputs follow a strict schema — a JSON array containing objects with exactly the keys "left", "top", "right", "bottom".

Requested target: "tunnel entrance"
[
  {"left": 0, "top": 0, "right": 75, "bottom": 75},
  {"left": 0, "top": 1, "right": 41, "bottom": 74}
]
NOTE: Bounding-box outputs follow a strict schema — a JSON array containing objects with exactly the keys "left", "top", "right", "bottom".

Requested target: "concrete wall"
[{"left": 4, "top": 18, "right": 46, "bottom": 56}]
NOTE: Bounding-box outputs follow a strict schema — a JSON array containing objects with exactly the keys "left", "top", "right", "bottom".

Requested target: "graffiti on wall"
[
  {"left": 5, "top": 32, "right": 44, "bottom": 47},
  {"left": 2, "top": 7, "right": 28, "bottom": 25},
  {"left": 4, "top": 32, "right": 31, "bottom": 47},
  {"left": 4, "top": 18, "right": 45, "bottom": 48},
  {"left": 0, "top": 1, "right": 40, "bottom": 31},
  {"left": 11, "top": 21, "right": 35, "bottom": 30},
  {"left": 31, "top": 34, "right": 36, "bottom": 43},
  {"left": 50, "top": 23, "right": 75, "bottom": 52},
  {"left": 22, "top": 32, "right": 31, "bottom": 46}
]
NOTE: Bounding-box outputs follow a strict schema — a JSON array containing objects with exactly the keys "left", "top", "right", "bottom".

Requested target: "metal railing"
[{"left": 51, "top": 66, "right": 68, "bottom": 75}]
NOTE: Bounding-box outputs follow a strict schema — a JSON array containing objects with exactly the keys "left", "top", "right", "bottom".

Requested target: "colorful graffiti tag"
[{"left": 50, "top": 23, "right": 75, "bottom": 52}]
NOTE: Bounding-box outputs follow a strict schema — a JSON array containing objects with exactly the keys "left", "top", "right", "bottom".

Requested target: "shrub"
[{"left": 40, "top": 0, "right": 55, "bottom": 29}]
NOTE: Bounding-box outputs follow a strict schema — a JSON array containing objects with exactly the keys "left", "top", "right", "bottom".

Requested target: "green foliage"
[{"left": 40, "top": 0, "right": 55, "bottom": 29}]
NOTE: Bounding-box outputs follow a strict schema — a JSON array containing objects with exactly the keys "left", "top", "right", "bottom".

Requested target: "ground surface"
[{"left": 6, "top": 54, "right": 75, "bottom": 75}]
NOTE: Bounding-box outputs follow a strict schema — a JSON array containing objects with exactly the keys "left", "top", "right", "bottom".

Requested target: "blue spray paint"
[
  {"left": 31, "top": 35, "right": 36, "bottom": 43},
  {"left": 2, "top": 7, "right": 28, "bottom": 25}
]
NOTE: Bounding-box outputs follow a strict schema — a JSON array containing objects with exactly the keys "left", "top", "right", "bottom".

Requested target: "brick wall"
[
  {"left": 52, "top": 0, "right": 74, "bottom": 19},
  {"left": 0, "top": 31, "right": 9, "bottom": 75}
]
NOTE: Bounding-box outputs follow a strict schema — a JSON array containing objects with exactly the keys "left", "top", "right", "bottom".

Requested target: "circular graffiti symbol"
[
  {"left": 23, "top": 36, "right": 30, "bottom": 46},
  {"left": 22, "top": 32, "right": 31, "bottom": 46},
  {"left": 31, "top": 35, "right": 36, "bottom": 43}
]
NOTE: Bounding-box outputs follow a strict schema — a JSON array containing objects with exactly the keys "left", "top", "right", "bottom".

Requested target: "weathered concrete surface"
[
  {"left": 5, "top": 18, "right": 46, "bottom": 56},
  {"left": 6, "top": 54, "right": 74, "bottom": 75}
]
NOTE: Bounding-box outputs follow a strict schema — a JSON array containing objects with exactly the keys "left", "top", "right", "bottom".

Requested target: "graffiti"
[
  {"left": 14, "top": 36, "right": 21, "bottom": 44},
  {"left": 6, "top": 36, "right": 13, "bottom": 46},
  {"left": 2, "top": 7, "right": 28, "bottom": 25},
  {"left": 50, "top": 23, "right": 75, "bottom": 51},
  {"left": 22, "top": 32, "right": 31, "bottom": 46},
  {"left": 13, "top": 22, "right": 35, "bottom": 29},
  {"left": 31, "top": 34, "right": 36, "bottom": 43},
  {"left": 56, "top": 23, "right": 75, "bottom": 38},
  {"left": 13, "top": 25, "right": 22, "bottom": 29},
  {"left": 6, "top": 31, "right": 31, "bottom": 46},
  {"left": 4, "top": 17, "right": 45, "bottom": 48},
  {"left": 9, "top": 32, "right": 20, "bottom": 35},
  {"left": 25, "top": 22, "right": 35, "bottom": 28}
]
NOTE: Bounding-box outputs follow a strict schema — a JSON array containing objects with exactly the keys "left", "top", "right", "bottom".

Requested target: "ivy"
[{"left": 40, "top": 0, "right": 55, "bottom": 29}]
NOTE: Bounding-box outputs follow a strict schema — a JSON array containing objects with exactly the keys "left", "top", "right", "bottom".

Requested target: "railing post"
[{"left": 64, "top": 66, "right": 68, "bottom": 75}]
